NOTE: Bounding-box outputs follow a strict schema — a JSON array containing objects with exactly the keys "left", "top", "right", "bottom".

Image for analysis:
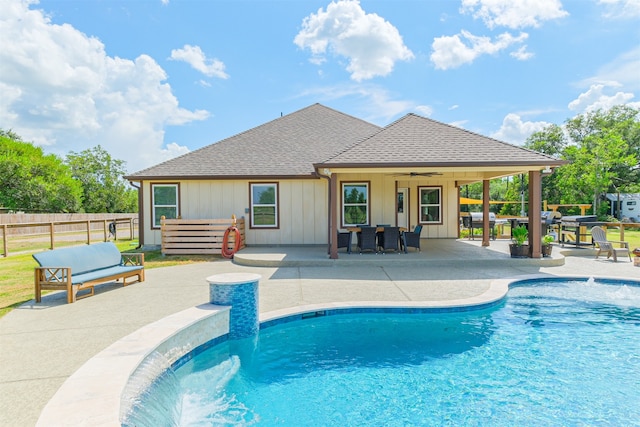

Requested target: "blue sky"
[{"left": 1, "top": 0, "right": 639, "bottom": 173}]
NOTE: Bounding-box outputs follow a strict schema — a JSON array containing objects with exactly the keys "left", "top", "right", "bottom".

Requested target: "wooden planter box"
[{"left": 509, "top": 244, "right": 530, "bottom": 258}]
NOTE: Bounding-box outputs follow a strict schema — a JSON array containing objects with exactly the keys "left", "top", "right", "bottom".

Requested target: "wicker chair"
[
  {"left": 402, "top": 225, "right": 423, "bottom": 253},
  {"left": 357, "top": 226, "right": 378, "bottom": 254},
  {"left": 378, "top": 227, "right": 400, "bottom": 253},
  {"left": 337, "top": 231, "right": 352, "bottom": 253}
]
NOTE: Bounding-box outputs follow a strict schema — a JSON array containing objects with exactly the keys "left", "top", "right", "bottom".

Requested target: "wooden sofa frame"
[{"left": 33, "top": 243, "right": 145, "bottom": 304}]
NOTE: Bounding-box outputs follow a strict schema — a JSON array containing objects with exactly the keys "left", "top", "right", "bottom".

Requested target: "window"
[
  {"left": 250, "top": 183, "right": 278, "bottom": 228},
  {"left": 152, "top": 183, "right": 179, "bottom": 228},
  {"left": 342, "top": 182, "right": 369, "bottom": 226},
  {"left": 418, "top": 186, "right": 442, "bottom": 224}
]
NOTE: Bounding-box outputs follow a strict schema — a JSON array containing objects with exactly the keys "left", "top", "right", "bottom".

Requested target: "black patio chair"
[
  {"left": 378, "top": 227, "right": 400, "bottom": 253},
  {"left": 375, "top": 224, "right": 390, "bottom": 249},
  {"left": 337, "top": 231, "right": 352, "bottom": 254},
  {"left": 402, "top": 225, "right": 423, "bottom": 253},
  {"left": 357, "top": 226, "right": 378, "bottom": 254}
]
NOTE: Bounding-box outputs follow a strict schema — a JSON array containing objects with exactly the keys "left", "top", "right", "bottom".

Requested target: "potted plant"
[
  {"left": 541, "top": 234, "right": 554, "bottom": 257},
  {"left": 510, "top": 225, "right": 530, "bottom": 258}
]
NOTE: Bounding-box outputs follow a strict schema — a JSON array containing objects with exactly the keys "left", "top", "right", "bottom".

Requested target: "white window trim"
[
  {"left": 341, "top": 182, "right": 370, "bottom": 227},
  {"left": 250, "top": 182, "right": 279, "bottom": 229},
  {"left": 151, "top": 183, "right": 179, "bottom": 229},
  {"left": 418, "top": 186, "right": 442, "bottom": 225}
]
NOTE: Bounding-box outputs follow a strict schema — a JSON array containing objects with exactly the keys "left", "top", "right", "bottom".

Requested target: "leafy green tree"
[
  {"left": 524, "top": 105, "right": 639, "bottom": 218},
  {"left": 66, "top": 145, "right": 138, "bottom": 213},
  {"left": 0, "top": 130, "right": 82, "bottom": 212}
]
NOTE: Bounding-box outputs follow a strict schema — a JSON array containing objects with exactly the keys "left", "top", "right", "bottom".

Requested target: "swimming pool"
[{"left": 124, "top": 277, "right": 640, "bottom": 426}]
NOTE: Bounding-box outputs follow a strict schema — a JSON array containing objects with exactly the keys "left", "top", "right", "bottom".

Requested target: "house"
[{"left": 125, "top": 103, "right": 566, "bottom": 258}]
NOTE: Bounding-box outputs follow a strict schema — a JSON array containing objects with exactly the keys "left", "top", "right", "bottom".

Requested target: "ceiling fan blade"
[{"left": 388, "top": 172, "right": 443, "bottom": 177}]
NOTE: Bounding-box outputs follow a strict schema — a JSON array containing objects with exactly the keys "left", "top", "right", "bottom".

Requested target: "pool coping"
[{"left": 35, "top": 273, "right": 627, "bottom": 426}]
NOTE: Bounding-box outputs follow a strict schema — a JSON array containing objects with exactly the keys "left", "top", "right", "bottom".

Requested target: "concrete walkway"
[{"left": 0, "top": 240, "right": 636, "bottom": 426}]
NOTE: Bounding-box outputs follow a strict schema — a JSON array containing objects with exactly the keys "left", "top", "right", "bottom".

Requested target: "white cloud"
[
  {"left": 431, "top": 30, "right": 528, "bottom": 70},
  {"left": 159, "top": 142, "right": 191, "bottom": 162},
  {"left": 414, "top": 105, "right": 434, "bottom": 117},
  {"left": 296, "top": 83, "right": 415, "bottom": 123},
  {"left": 510, "top": 45, "right": 534, "bottom": 60},
  {"left": 169, "top": 44, "right": 229, "bottom": 79},
  {"left": 294, "top": 0, "right": 414, "bottom": 81},
  {"left": 460, "top": 0, "right": 568, "bottom": 29},
  {"left": 0, "top": 0, "right": 207, "bottom": 173},
  {"left": 598, "top": 0, "right": 640, "bottom": 18},
  {"left": 580, "top": 47, "right": 640, "bottom": 92},
  {"left": 491, "top": 113, "right": 551, "bottom": 145},
  {"left": 568, "top": 84, "right": 638, "bottom": 112},
  {"left": 449, "top": 120, "right": 469, "bottom": 128}
]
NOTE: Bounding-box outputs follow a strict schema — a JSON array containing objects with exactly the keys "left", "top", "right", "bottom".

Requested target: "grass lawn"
[
  {"left": 0, "top": 240, "right": 219, "bottom": 318},
  {"left": 606, "top": 226, "right": 640, "bottom": 250}
]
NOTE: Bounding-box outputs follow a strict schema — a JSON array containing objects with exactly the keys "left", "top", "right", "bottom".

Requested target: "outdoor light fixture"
[
  {"left": 323, "top": 168, "right": 332, "bottom": 177},
  {"left": 541, "top": 166, "right": 553, "bottom": 174}
]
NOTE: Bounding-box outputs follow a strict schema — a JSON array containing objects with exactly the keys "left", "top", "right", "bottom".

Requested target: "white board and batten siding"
[
  {"left": 142, "top": 179, "right": 328, "bottom": 247},
  {"left": 340, "top": 173, "right": 460, "bottom": 239},
  {"left": 143, "top": 175, "right": 462, "bottom": 247}
]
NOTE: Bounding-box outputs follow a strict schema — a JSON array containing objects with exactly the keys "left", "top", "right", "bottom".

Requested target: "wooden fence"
[
  {"left": 0, "top": 214, "right": 138, "bottom": 257},
  {"left": 160, "top": 217, "right": 246, "bottom": 255}
]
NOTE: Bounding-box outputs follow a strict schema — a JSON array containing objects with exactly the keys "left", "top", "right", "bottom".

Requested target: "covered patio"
[{"left": 314, "top": 113, "right": 566, "bottom": 260}]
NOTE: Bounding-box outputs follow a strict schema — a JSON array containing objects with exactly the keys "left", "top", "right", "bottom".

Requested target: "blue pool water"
[{"left": 128, "top": 278, "right": 640, "bottom": 426}]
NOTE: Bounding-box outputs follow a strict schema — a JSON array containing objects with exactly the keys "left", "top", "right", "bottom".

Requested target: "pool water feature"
[{"left": 126, "top": 278, "right": 640, "bottom": 426}]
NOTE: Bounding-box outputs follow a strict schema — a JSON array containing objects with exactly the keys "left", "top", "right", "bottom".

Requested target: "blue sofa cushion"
[
  {"left": 71, "top": 265, "right": 142, "bottom": 285},
  {"left": 32, "top": 242, "right": 123, "bottom": 275}
]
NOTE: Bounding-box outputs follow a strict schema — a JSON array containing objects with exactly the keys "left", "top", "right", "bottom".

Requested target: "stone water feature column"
[{"left": 207, "top": 273, "right": 261, "bottom": 339}]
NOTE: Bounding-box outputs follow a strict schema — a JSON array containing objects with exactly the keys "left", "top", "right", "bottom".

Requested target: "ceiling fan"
[{"left": 390, "top": 172, "right": 442, "bottom": 177}]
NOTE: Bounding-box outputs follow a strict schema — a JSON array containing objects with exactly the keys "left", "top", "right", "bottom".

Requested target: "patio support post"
[
  {"left": 528, "top": 170, "right": 542, "bottom": 258},
  {"left": 482, "top": 179, "right": 490, "bottom": 247},
  {"left": 329, "top": 172, "right": 339, "bottom": 259}
]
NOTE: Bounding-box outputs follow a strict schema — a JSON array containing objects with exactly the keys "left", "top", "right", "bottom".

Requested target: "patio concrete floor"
[{"left": 0, "top": 239, "right": 636, "bottom": 426}]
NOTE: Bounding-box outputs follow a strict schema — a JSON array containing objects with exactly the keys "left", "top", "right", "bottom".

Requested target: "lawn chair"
[
  {"left": 591, "top": 226, "right": 631, "bottom": 262},
  {"left": 402, "top": 225, "right": 423, "bottom": 253}
]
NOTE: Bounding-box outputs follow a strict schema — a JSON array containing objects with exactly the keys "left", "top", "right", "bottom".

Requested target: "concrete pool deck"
[{"left": 0, "top": 239, "right": 636, "bottom": 426}]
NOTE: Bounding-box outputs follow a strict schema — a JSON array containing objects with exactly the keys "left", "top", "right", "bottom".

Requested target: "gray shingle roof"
[
  {"left": 126, "top": 106, "right": 564, "bottom": 181},
  {"left": 126, "top": 104, "right": 381, "bottom": 179},
  {"left": 319, "top": 113, "right": 563, "bottom": 168}
]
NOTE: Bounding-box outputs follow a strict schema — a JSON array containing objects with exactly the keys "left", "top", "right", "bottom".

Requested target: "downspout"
[{"left": 128, "top": 181, "right": 143, "bottom": 249}]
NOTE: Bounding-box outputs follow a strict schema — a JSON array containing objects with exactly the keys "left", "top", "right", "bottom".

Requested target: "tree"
[
  {"left": 65, "top": 145, "right": 138, "bottom": 213},
  {"left": 524, "top": 105, "right": 640, "bottom": 217},
  {"left": 0, "top": 130, "right": 82, "bottom": 212}
]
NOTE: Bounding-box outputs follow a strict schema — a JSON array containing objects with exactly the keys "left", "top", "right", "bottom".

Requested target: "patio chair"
[
  {"left": 402, "top": 225, "right": 423, "bottom": 253},
  {"left": 591, "top": 226, "right": 631, "bottom": 262},
  {"left": 375, "top": 224, "right": 390, "bottom": 250},
  {"left": 378, "top": 227, "right": 400, "bottom": 253},
  {"left": 357, "top": 226, "right": 378, "bottom": 254},
  {"left": 337, "top": 231, "right": 352, "bottom": 254}
]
